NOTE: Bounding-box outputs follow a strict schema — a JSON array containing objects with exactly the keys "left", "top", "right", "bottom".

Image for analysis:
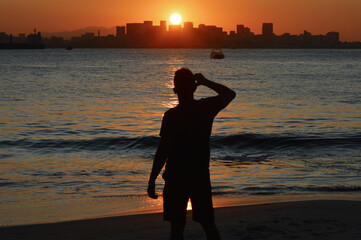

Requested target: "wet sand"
[{"left": 1, "top": 200, "right": 360, "bottom": 240}]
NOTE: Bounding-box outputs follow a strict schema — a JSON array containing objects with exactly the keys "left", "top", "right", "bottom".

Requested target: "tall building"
[
  {"left": 144, "top": 21, "right": 153, "bottom": 37},
  {"left": 116, "top": 26, "right": 125, "bottom": 38},
  {"left": 144, "top": 21, "right": 153, "bottom": 28},
  {"left": 237, "top": 25, "right": 245, "bottom": 34},
  {"left": 168, "top": 24, "right": 182, "bottom": 46},
  {"left": 126, "top": 23, "right": 145, "bottom": 37},
  {"left": 169, "top": 24, "right": 182, "bottom": 34},
  {"left": 262, "top": 23, "right": 273, "bottom": 37},
  {"left": 237, "top": 24, "right": 252, "bottom": 37},
  {"left": 183, "top": 22, "right": 194, "bottom": 35},
  {"left": 326, "top": 31, "right": 339, "bottom": 42},
  {"left": 160, "top": 20, "right": 167, "bottom": 33},
  {"left": 198, "top": 24, "right": 223, "bottom": 36},
  {"left": 303, "top": 30, "right": 312, "bottom": 39}
]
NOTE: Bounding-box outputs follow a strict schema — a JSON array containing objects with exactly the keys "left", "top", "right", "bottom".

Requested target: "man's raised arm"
[{"left": 194, "top": 73, "right": 236, "bottom": 107}]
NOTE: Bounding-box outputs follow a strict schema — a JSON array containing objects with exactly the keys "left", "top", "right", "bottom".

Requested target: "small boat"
[
  {"left": 66, "top": 46, "right": 73, "bottom": 50},
  {"left": 210, "top": 48, "right": 224, "bottom": 59}
]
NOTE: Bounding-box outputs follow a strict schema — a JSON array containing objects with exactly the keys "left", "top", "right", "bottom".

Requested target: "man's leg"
[
  {"left": 170, "top": 219, "right": 186, "bottom": 240},
  {"left": 199, "top": 221, "right": 221, "bottom": 240},
  {"left": 164, "top": 180, "right": 188, "bottom": 240},
  {"left": 190, "top": 173, "right": 220, "bottom": 239}
]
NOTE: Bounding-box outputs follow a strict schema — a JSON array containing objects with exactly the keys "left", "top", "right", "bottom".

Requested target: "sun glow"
[{"left": 170, "top": 13, "right": 182, "bottom": 25}]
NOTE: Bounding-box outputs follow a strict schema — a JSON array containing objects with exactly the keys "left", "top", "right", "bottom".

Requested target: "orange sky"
[{"left": 1, "top": 0, "right": 360, "bottom": 41}]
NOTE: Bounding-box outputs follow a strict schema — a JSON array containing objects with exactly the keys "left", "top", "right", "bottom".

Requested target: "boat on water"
[{"left": 210, "top": 48, "right": 224, "bottom": 59}]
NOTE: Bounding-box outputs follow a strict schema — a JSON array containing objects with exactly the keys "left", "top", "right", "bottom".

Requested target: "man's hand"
[
  {"left": 147, "top": 182, "right": 158, "bottom": 199},
  {"left": 194, "top": 73, "right": 208, "bottom": 86}
]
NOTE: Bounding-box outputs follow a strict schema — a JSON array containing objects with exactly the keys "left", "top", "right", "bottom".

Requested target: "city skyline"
[
  {"left": 4, "top": 20, "right": 357, "bottom": 49},
  {"left": 0, "top": 20, "right": 354, "bottom": 42},
  {"left": 1, "top": 0, "right": 361, "bottom": 42}
]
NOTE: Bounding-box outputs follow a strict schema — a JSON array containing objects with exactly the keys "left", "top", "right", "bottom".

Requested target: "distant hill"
[{"left": 42, "top": 26, "right": 116, "bottom": 40}]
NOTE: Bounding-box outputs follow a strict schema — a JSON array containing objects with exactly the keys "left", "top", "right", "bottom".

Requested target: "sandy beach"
[{"left": 1, "top": 200, "right": 360, "bottom": 240}]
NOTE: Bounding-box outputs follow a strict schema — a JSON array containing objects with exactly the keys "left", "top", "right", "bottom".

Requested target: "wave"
[
  {"left": 90, "top": 185, "right": 361, "bottom": 198},
  {"left": 0, "top": 136, "right": 159, "bottom": 151},
  {"left": 1, "top": 133, "right": 360, "bottom": 153},
  {"left": 211, "top": 133, "right": 361, "bottom": 151},
  {"left": 212, "top": 185, "right": 361, "bottom": 196}
]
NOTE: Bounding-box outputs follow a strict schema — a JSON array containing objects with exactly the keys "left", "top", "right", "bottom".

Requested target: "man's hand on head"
[
  {"left": 194, "top": 73, "right": 208, "bottom": 86},
  {"left": 147, "top": 182, "right": 158, "bottom": 199}
]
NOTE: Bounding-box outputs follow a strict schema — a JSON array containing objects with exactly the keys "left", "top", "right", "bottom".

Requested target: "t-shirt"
[{"left": 160, "top": 96, "right": 226, "bottom": 181}]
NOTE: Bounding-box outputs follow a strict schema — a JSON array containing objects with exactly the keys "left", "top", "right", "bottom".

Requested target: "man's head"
[{"left": 173, "top": 68, "right": 196, "bottom": 96}]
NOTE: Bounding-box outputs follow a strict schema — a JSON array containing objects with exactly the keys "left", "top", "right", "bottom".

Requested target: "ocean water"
[{"left": 0, "top": 49, "right": 360, "bottom": 225}]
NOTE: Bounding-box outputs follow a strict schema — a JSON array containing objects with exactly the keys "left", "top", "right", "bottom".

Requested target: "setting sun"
[{"left": 170, "top": 13, "right": 182, "bottom": 25}]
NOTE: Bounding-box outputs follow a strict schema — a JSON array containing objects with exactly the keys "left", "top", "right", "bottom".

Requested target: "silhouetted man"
[{"left": 148, "top": 68, "right": 236, "bottom": 240}]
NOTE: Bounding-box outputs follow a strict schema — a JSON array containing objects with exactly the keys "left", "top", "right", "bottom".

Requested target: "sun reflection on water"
[{"left": 162, "top": 98, "right": 178, "bottom": 109}]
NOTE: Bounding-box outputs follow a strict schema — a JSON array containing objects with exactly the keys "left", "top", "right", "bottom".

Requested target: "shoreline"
[
  {"left": 1, "top": 199, "right": 360, "bottom": 239},
  {"left": 1, "top": 193, "right": 361, "bottom": 227},
  {"left": 101, "top": 193, "right": 361, "bottom": 218}
]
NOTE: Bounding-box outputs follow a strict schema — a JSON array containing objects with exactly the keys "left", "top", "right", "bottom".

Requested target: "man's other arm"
[
  {"left": 194, "top": 73, "right": 236, "bottom": 108},
  {"left": 147, "top": 136, "right": 168, "bottom": 199}
]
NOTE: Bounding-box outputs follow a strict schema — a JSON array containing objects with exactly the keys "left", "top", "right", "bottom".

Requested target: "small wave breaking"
[{"left": 1, "top": 133, "right": 360, "bottom": 154}]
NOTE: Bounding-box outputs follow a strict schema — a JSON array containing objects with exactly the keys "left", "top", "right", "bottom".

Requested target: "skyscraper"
[
  {"left": 237, "top": 25, "right": 245, "bottom": 34},
  {"left": 183, "top": 22, "right": 194, "bottom": 36},
  {"left": 144, "top": 21, "right": 153, "bottom": 37}
]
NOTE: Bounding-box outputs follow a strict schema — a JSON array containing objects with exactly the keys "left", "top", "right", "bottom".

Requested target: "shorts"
[{"left": 163, "top": 173, "right": 214, "bottom": 223}]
